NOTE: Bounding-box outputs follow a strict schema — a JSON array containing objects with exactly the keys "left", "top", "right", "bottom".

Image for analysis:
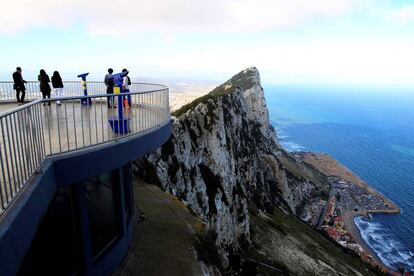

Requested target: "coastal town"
[
  {"left": 296, "top": 152, "right": 408, "bottom": 275},
  {"left": 300, "top": 176, "right": 394, "bottom": 258}
]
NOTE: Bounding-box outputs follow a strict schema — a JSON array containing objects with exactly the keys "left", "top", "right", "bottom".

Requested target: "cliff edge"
[{"left": 136, "top": 68, "right": 376, "bottom": 275}]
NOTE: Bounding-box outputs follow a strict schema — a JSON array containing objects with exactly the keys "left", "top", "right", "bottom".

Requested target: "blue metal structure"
[
  {"left": 108, "top": 71, "right": 130, "bottom": 134},
  {"left": 0, "top": 82, "right": 171, "bottom": 275},
  {"left": 77, "top": 73, "right": 92, "bottom": 105},
  {"left": 4, "top": 120, "right": 171, "bottom": 276}
]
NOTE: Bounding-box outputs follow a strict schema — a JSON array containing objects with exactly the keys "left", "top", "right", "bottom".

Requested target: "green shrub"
[{"left": 194, "top": 229, "right": 221, "bottom": 268}]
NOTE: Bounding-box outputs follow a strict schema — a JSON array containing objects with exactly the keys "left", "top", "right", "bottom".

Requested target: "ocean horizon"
[{"left": 265, "top": 84, "right": 414, "bottom": 271}]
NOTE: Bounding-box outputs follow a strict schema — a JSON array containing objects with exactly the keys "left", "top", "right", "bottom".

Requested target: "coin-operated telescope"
[
  {"left": 107, "top": 71, "right": 131, "bottom": 134},
  {"left": 110, "top": 71, "right": 128, "bottom": 90},
  {"left": 77, "top": 72, "right": 91, "bottom": 105},
  {"left": 108, "top": 70, "right": 129, "bottom": 109}
]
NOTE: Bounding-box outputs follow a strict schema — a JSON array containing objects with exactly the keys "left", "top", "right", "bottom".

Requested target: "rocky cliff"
[{"left": 136, "top": 68, "right": 332, "bottom": 264}]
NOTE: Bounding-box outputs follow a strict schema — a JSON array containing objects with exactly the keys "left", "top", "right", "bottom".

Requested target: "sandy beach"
[
  {"left": 342, "top": 210, "right": 382, "bottom": 263},
  {"left": 299, "top": 152, "right": 401, "bottom": 273},
  {"left": 342, "top": 210, "right": 401, "bottom": 275}
]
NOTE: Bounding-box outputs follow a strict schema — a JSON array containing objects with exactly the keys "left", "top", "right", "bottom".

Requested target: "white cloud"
[
  {"left": 0, "top": 0, "right": 362, "bottom": 34},
  {"left": 141, "top": 37, "right": 414, "bottom": 86},
  {"left": 383, "top": 5, "right": 414, "bottom": 25},
  {"left": 2, "top": 0, "right": 413, "bottom": 88}
]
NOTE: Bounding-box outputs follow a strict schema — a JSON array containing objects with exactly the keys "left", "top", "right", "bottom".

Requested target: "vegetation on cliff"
[
  {"left": 138, "top": 67, "right": 381, "bottom": 275},
  {"left": 246, "top": 205, "right": 376, "bottom": 275},
  {"left": 172, "top": 67, "right": 258, "bottom": 117}
]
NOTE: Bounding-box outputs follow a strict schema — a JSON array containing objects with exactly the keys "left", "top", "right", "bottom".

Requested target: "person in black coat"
[
  {"left": 104, "top": 68, "right": 115, "bottom": 107},
  {"left": 51, "top": 71, "right": 64, "bottom": 105},
  {"left": 12, "top": 67, "right": 27, "bottom": 103},
  {"left": 38, "top": 69, "right": 51, "bottom": 106}
]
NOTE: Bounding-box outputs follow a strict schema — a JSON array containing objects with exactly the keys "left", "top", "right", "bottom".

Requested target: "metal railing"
[
  {"left": 0, "top": 81, "right": 168, "bottom": 102},
  {"left": 0, "top": 82, "right": 170, "bottom": 216}
]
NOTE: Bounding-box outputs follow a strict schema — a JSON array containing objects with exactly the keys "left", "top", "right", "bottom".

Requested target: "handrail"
[
  {"left": 0, "top": 83, "right": 170, "bottom": 217},
  {"left": 0, "top": 80, "right": 168, "bottom": 87},
  {"left": 0, "top": 89, "right": 168, "bottom": 117},
  {"left": 0, "top": 81, "right": 167, "bottom": 102}
]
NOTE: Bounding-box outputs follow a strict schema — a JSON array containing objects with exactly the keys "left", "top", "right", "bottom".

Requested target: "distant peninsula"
[
  {"left": 295, "top": 152, "right": 400, "bottom": 274},
  {"left": 297, "top": 152, "right": 400, "bottom": 215}
]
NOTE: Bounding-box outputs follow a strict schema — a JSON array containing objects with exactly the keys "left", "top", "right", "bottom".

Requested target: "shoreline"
[
  {"left": 342, "top": 210, "right": 384, "bottom": 267},
  {"left": 343, "top": 209, "right": 403, "bottom": 275},
  {"left": 297, "top": 152, "right": 401, "bottom": 273}
]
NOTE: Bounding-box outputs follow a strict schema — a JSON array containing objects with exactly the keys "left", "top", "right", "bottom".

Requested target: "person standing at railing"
[
  {"left": 51, "top": 71, "right": 64, "bottom": 106},
  {"left": 104, "top": 68, "right": 115, "bottom": 108},
  {"left": 38, "top": 69, "right": 51, "bottom": 106},
  {"left": 122, "top": 68, "right": 131, "bottom": 109},
  {"left": 12, "top": 67, "right": 27, "bottom": 103}
]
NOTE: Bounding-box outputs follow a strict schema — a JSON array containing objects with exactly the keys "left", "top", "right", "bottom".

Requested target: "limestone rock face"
[{"left": 136, "top": 67, "right": 328, "bottom": 263}]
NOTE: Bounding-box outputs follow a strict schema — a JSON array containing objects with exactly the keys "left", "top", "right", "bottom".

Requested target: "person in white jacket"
[{"left": 122, "top": 69, "right": 131, "bottom": 108}]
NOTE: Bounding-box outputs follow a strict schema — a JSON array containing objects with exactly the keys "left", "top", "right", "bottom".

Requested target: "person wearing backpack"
[
  {"left": 122, "top": 68, "right": 131, "bottom": 108},
  {"left": 51, "top": 71, "right": 64, "bottom": 105},
  {"left": 104, "top": 68, "right": 115, "bottom": 108}
]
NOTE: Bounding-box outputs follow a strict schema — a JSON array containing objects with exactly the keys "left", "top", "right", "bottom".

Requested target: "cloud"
[
  {"left": 383, "top": 5, "right": 414, "bottom": 25},
  {"left": 0, "top": 0, "right": 362, "bottom": 34},
  {"left": 141, "top": 36, "right": 414, "bottom": 86}
]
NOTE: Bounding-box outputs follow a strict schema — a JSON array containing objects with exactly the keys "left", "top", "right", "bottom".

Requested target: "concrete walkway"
[{"left": 115, "top": 180, "right": 204, "bottom": 276}]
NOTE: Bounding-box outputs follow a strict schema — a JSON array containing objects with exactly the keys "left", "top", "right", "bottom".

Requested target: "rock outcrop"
[{"left": 136, "top": 67, "right": 330, "bottom": 266}]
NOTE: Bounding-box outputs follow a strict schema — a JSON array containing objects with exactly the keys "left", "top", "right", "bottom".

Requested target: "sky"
[{"left": 0, "top": 0, "right": 414, "bottom": 88}]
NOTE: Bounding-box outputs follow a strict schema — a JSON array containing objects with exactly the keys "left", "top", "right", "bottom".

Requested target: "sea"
[{"left": 264, "top": 84, "right": 414, "bottom": 271}]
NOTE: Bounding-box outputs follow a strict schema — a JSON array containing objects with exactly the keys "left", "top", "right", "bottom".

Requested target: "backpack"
[
  {"left": 127, "top": 76, "right": 131, "bottom": 85},
  {"left": 105, "top": 75, "right": 114, "bottom": 87}
]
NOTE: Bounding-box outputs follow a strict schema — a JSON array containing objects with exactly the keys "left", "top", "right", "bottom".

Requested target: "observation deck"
[{"left": 0, "top": 80, "right": 172, "bottom": 275}]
